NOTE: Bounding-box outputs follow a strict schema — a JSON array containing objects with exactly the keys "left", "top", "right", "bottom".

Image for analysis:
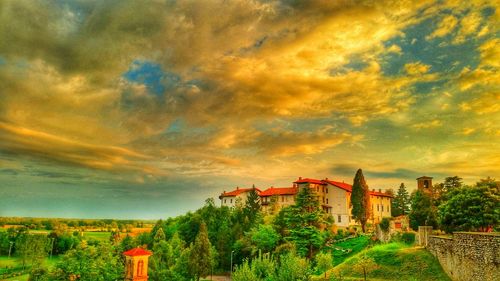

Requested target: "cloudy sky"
[{"left": 0, "top": 0, "right": 498, "bottom": 219}]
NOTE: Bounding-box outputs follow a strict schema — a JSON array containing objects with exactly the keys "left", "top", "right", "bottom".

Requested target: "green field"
[
  {"left": 82, "top": 231, "right": 111, "bottom": 241},
  {"left": 328, "top": 243, "right": 451, "bottom": 281}
]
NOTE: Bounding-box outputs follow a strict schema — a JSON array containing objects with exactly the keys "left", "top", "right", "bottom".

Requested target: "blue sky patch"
[
  {"left": 380, "top": 15, "right": 484, "bottom": 77},
  {"left": 123, "top": 60, "right": 181, "bottom": 96}
]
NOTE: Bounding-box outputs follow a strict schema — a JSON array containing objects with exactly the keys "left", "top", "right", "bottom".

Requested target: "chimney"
[
  {"left": 299, "top": 177, "right": 302, "bottom": 180},
  {"left": 325, "top": 177, "right": 329, "bottom": 180},
  {"left": 372, "top": 189, "right": 375, "bottom": 192},
  {"left": 237, "top": 186, "right": 239, "bottom": 190},
  {"left": 379, "top": 189, "right": 382, "bottom": 193}
]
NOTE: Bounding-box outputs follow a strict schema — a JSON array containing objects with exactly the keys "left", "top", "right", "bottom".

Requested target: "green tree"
[
  {"left": 0, "top": 231, "right": 10, "bottom": 255},
  {"left": 48, "top": 243, "right": 123, "bottom": 281},
  {"left": 315, "top": 252, "right": 333, "bottom": 280},
  {"left": 439, "top": 185, "right": 499, "bottom": 233},
  {"left": 154, "top": 227, "right": 166, "bottom": 243},
  {"left": 250, "top": 224, "right": 280, "bottom": 253},
  {"left": 409, "top": 190, "right": 437, "bottom": 231},
  {"left": 351, "top": 169, "right": 371, "bottom": 233},
  {"left": 273, "top": 252, "right": 310, "bottom": 281},
  {"left": 232, "top": 259, "right": 260, "bottom": 281},
  {"left": 188, "top": 222, "right": 213, "bottom": 281},
  {"left": 391, "top": 183, "right": 410, "bottom": 216},
  {"left": 285, "top": 187, "right": 324, "bottom": 258},
  {"left": 476, "top": 177, "right": 500, "bottom": 193},
  {"left": 443, "top": 176, "right": 463, "bottom": 191},
  {"left": 244, "top": 185, "right": 261, "bottom": 224},
  {"left": 16, "top": 233, "right": 49, "bottom": 270}
]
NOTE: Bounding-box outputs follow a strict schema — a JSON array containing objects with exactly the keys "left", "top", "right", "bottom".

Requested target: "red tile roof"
[
  {"left": 294, "top": 178, "right": 326, "bottom": 185},
  {"left": 370, "top": 191, "right": 393, "bottom": 198},
  {"left": 220, "top": 187, "right": 262, "bottom": 197},
  {"left": 323, "top": 179, "right": 393, "bottom": 198},
  {"left": 123, "top": 247, "right": 152, "bottom": 256},
  {"left": 323, "top": 180, "right": 352, "bottom": 192},
  {"left": 260, "top": 187, "right": 298, "bottom": 196}
]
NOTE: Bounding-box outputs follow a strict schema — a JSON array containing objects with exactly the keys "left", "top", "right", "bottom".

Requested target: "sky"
[{"left": 0, "top": 0, "right": 499, "bottom": 219}]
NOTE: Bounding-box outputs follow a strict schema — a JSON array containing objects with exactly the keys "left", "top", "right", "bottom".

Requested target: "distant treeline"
[{"left": 0, "top": 217, "right": 155, "bottom": 231}]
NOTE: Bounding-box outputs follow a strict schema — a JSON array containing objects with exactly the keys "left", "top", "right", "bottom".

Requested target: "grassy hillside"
[
  {"left": 328, "top": 243, "right": 451, "bottom": 281},
  {"left": 331, "top": 235, "right": 371, "bottom": 266}
]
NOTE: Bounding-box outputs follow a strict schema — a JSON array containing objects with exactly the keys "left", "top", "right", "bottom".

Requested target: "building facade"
[
  {"left": 219, "top": 187, "right": 262, "bottom": 207},
  {"left": 219, "top": 176, "right": 393, "bottom": 227}
]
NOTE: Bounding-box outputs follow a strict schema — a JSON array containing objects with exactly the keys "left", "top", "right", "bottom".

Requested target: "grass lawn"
[
  {"left": 328, "top": 243, "right": 451, "bottom": 281},
  {"left": 82, "top": 231, "right": 111, "bottom": 241},
  {"left": 0, "top": 256, "right": 61, "bottom": 280},
  {"left": 332, "top": 235, "right": 371, "bottom": 266}
]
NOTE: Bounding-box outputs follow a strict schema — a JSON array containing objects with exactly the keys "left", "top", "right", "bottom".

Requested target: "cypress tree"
[{"left": 351, "top": 169, "right": 371, "bottom": 233}]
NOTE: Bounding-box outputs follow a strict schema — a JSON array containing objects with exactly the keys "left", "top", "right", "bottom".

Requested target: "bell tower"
[
  {"left": 416, "top": 176, "right": 433, "bottom": 194},
  {"left": 124, "top": 248, "right": 152, "bottom": 281}
]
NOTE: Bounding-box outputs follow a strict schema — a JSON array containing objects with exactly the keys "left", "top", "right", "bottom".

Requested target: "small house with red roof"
[
  {"left": 124, "top": 247, "right": 152, "bottom": 281},
  {"left": 219, "top": 186, "right": 262, "bottom": 207}
]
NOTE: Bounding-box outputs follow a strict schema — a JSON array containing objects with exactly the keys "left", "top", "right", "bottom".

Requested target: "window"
[
  {"left": 338, "top": 215, "right": 341, "bottom": 223},
  {"left": 230, "top": 199, "right": 233, "bottom": 204},
  {"left": 322, "top": 186, "right": 324, "bottom": 192},
  {"left": 224, "top": 199, "right": 226, "bottom": 204},
  {"left": 326, "top": 187, "right": 328, "bottom": 193},
  {"left": 381, "top": 205, "right": 384, "bottom": 212},
  {"left": 137, "top": 260, "right": 144, "bottom": 276},
  {"left": 282, "top": 196, "right": 285, "bottom": 202},
  {"left": 316, "top": 186, "right": 319, "bottom": 192},
  {"left": 322, "top": 197, "right": 325, "bottom": 203},
  {"left": 326, "top": 198, "right": 329, "bottom": 204},
  {"left": 377, "top": 204, "right": 379, "bottom": 211}
]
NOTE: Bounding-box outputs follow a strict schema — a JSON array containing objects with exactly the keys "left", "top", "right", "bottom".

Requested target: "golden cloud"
[{"left": 426, "top": 15, "right": 458, "bottom": 40}]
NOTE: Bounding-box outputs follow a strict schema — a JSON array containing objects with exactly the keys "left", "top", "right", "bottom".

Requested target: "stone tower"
[
  {"left": 124, "top": 248, "right": 152, "bottom": 281},
  {"left": 416, "top": 176, "right": 433, "bottom": 194}
]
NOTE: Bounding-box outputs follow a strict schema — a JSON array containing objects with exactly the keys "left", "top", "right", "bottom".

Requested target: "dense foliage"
[
  {"left": 439, "top": 185, "right": 499, "bottom": 232},
  {"left": 409, "top": 190, "right": 438, "bottom": 230}
]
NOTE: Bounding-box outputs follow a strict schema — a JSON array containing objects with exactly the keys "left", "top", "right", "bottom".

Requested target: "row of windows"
[
  {"left": 224, "top": 199, "right": 233, "bottom": 204},
  {"left": 372, "top": 204, "right": 390, "bottom": 212},
  {"left": 314, "top": 185, "right": 329, "bottom": 193}
]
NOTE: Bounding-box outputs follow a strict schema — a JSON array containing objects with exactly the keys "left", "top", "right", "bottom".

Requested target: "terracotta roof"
[
  {"left": 323, "top": 179, "right": 393, "bottom": 198},
  {"left": 123, "top": 248, "right": 152, "bottom": 256},
  {"left": 220, "top": 187, "right": 262, "bottom": 197},
  {"left": 323, "top": 180, "right": 352, "bottom": 192},
  {"left": 260, "top": 187, "right": 298, "bottom": 196},
  {"left": 294, "top": 178, "right": 326, "bottom": 185},
  {"left": 416, "top": 176, "right": 433, "bottom": 179},
  {"left": 370, "top": 191, "right": 394, "bottom": 198}
]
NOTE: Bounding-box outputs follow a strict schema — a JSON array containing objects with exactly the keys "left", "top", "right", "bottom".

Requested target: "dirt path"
[{"left": 204, "top": 275, "right": 231, "bottom": 281}]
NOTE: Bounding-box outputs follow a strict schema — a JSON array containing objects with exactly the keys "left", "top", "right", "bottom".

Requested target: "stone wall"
[{"left": 427, "top": 232, "right": 500, "bottom": 281}]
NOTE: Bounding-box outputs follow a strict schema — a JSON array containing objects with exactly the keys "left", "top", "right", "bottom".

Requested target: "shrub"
[
  {"left": 379, "top": 218, "right": 390, "bottom": 233},
  {"left": 401, "top": 233, "right": 415, "bottom": 244},
  {"left": 232, "top": 260, "right": 259, "bottom": 281}
]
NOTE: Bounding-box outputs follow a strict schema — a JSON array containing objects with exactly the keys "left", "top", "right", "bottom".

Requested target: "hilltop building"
[
  {"left": 218, "top": 186, "right": 262, "bottom": 207},
  {"left": 219, "top": 176, "right": 393, "bottom": 227},
  {"left": 124, "top": 247, "right": 152, "bottom": 281}
]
